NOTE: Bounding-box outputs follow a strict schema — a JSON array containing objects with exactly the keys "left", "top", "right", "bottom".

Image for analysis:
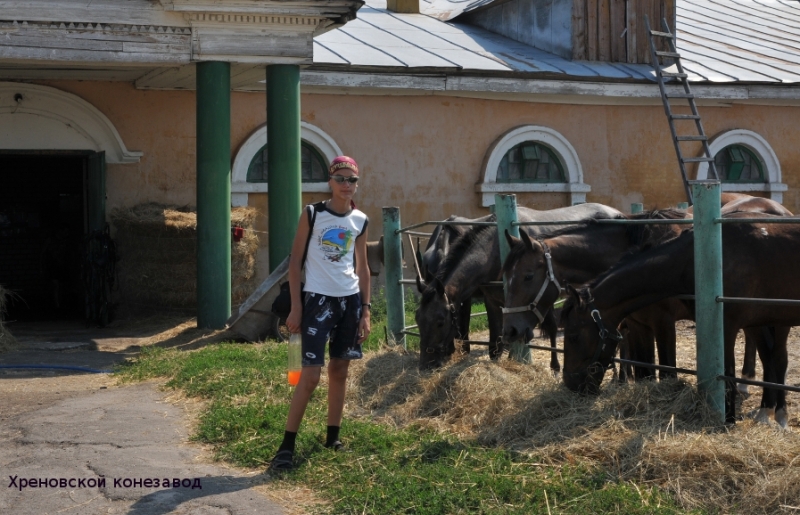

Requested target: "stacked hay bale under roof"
[
  {"left": 0, "top": 284, "right": 16, "bottom": 352},
  {"left": 110, "top": 203, "right": 259, "bottom": 315}
]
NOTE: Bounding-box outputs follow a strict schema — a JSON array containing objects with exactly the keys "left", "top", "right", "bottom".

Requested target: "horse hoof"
[
  {"left": 552, "top": 370, "right": 561, "bottom": 381},
  {"left": 736, "top": 383, "right": 750, "bottom": 399},
  {"left": 776, "top": 408, "right": 790, "bottom": 430},
  {"left": 751, "top": 407, "right": 775, "bottom": 425}
]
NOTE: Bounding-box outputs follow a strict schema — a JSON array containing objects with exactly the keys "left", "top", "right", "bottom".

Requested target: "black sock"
[
  {"left": 325, "top": 425, "right": 340, "bottom": 447},
  {"left": 278, "top": 431, "right": 297, "bottom": 453}
]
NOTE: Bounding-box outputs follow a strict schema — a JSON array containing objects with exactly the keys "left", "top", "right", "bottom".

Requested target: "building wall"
[{"left": 34, "top": 81, "right": 800, "bottom": 270}]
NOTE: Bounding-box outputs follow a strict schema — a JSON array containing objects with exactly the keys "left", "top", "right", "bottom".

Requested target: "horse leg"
[
  {"left": 773, "top": 326, "right": 790, "bottom": 429},
  {"left": 484, "top": 294, "right": 504, "bottom": 360},
  {"left": 618, "top": 322, "right": 631, "bottom": 383},
  {"left": 626, "top": 318, "right": 655, "bottom": 381},
  {"left": 724, "top": 324, "right": 739, "bottom": 425},
  {"left": 751, "top": 327, "right": 776, "bottom": 424},
  {"left": 458, "top": 300, "right": 472, "bottom": 354},
  {"left": 655, "top": 313, "right": 678, "bottom": 381},
  {"left": 541, "top": 308, "right": 560, "bottom": 377},
  {"left": 739, "top": 329, "right": 761, "bottom": 399}
]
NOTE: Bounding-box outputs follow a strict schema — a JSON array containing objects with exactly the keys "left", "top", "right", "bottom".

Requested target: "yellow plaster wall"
[{"left": 36, "top": 81, "right": 800, "bottom": 239}]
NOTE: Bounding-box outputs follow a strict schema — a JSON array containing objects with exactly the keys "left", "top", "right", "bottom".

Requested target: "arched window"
[
  {"left": 497, "top": 142, "right": 566, "bottom": 183},
  {"left": 696, "top": 129, "right": 786, "bottom": 203},
  {"left": 246, "top": 142, "right": 329, "bottom": 183},
  {"left": 713, "top": 144, "right": 763, "bottom": 183},
  {"left": 231, "top": 122, "right": 343, "bottom": 206},
  {"left": 477, "top": 125, "right": 590, "bottom": 206}
]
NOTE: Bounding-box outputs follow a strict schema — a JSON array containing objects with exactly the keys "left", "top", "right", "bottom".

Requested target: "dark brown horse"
[
  {"left": 560, "top": 213, "right": 800, "bottom": 426},
  {"left": 415, "top": 203, "right": 623, "bottom": 371},
  {"left": 502, "top": 210, "right": 689, "bottom": 381},
  {"left": 502, "top": 195, "right": 792, "bottom": 386}
]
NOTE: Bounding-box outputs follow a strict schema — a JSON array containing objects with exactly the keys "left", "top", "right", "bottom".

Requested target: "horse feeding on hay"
[
  {"left": 414, "top": 203, "right": 623, "bottom": 371},
  {"left": 413, "top": 214, "right": 493, "bottom": 366},
  {"left": 502, "top": 194, "right": 792, "bottom": 388},
  {"left": 559, "top": 212, "right": 800, "bottom": 427}
]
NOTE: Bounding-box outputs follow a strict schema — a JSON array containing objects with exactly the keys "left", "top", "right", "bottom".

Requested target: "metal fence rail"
[{"left": 383, "top": 188, "right": 800, "bottom": 424}]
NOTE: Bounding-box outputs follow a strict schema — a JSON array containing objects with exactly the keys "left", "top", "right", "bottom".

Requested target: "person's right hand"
[{"left": 286, "top": 308, "right": 302, "bottom": 334}]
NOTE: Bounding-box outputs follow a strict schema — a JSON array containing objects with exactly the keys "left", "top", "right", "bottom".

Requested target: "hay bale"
[
  {"left": 110, "top": 203, "right": 260, "bottom": 313},
  {"left": 347, "top": 348, "right": 800, "bottom": 514},
  {"left": 0, "top": 284, "right": 17, "bottom": 353}
]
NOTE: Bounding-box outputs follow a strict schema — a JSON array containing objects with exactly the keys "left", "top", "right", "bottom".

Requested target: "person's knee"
[
  {"left": 299, "top": 367, "right": 322, "bottom": 390},
  {"left": 328, "top": 359, "right": 350, "bottom": 382}
]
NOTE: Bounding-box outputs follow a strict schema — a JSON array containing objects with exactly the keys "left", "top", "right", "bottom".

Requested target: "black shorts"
[{"left": 301, "top": 291, "right": 363, "bottom": 367}]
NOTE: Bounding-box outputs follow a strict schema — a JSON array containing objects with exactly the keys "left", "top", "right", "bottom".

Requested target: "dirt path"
[{"left": 0, "top": 318, "right": 290, "bottom": 515}]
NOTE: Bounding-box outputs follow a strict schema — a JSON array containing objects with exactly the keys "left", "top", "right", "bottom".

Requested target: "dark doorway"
[{"left": 0, "top": 154, "right": 87, "bottom": 321}]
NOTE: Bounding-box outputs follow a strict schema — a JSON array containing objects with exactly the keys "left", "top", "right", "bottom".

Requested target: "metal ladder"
[{"left": 645, "top": 15, "right": 718, "bottom": 205}]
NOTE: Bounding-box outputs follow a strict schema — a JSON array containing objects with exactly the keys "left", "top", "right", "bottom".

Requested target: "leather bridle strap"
[
  {"left": 502, "top": 240, "right": 563, "bottom": 323},
  {"left": 588, "top": 304, "right": 623, "bottom": 368}
]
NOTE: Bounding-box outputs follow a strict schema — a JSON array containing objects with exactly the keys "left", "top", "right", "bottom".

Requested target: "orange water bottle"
[{"left": 287, "top": 333, "right": 302, "bottom": 386}]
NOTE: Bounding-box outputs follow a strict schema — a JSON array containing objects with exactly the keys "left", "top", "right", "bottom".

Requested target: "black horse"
[
  {"left": 415, "top": 203, "right": 623, "bottom": 371},
  {"left": 560, "top": 212, "right": 800, "bottom": 426}
]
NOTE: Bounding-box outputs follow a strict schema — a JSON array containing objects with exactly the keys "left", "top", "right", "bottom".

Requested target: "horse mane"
[
  {"left": 624, "top": 208, "right": 688, "bottom": 247},
  {"left": 501, "top": 209, "right": 685, "bottom": 274},
  {"left": 434, "top": 215, "right": 496, "bottom": 284}
]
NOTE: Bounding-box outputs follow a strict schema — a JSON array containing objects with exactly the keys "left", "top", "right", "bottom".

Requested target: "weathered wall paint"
[{"left": 28, "top": 81, "right": 800, "bottom": 281}]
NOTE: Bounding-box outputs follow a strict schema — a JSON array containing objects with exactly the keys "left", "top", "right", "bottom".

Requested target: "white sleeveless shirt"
[{"left": 303, "top": 202, "right": 369, "bottom": 297}]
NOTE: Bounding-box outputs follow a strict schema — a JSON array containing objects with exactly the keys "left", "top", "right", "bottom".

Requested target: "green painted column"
[
  {"left": 691, "top": 180, "right": 725, "bottom": 424},
  {"left": 495, "top": 194, "right": 531, "bottom": 363},
  {"left": 630, "top": 203, "right": 643, "bottom": 214},
  {"left": 383, "top": 207, "right": 405, "bottom": 347},
  {"left": 267, "top": 64, "right": 302, "bottom": 272},
  {"left": 677, "top": 202, "right": 689, "bottom": 210},
  {"left": 196, "top": 61, "right": 231, "bottom": 329}
]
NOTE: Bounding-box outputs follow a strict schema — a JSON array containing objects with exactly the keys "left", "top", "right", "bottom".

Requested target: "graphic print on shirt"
[{"left": 318, "top": 225, "right": 354, "bottom": 262}]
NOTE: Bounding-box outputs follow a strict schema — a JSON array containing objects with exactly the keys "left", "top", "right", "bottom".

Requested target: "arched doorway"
[{"left": 0, "top": 83, "right": 140, "bottom": 321}]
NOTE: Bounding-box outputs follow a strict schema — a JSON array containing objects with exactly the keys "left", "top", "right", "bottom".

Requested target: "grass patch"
[
  {"left": 117, "top": 291, "right": 697, "bottom": 515},
  {"left": 118, "top": 342, "right": 687, "bottom": 514}
]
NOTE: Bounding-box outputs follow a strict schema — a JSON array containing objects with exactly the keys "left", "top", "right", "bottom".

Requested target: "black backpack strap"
[{"left": 300, "top": 202, "right": 323, "bottom": 267}]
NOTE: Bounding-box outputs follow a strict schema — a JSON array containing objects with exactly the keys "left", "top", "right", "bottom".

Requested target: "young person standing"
[{"left": 269, "top": 156, "right": 371, "bottom": 472}]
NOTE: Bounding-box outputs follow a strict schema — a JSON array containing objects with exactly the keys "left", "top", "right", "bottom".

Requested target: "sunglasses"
[{"left": 331, "top": 175, "right": 359, "bottom": 184}]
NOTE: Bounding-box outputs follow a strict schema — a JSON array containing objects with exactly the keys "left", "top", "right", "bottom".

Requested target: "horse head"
[
  {"left": 415, "top": 278, "right": 460, "bottom": 370},
  {"left": 501, "top": 229, "right": 562, "bottom": 345},
  {"left": 561, "top": 285, "right": 620, "bottom": 394}
]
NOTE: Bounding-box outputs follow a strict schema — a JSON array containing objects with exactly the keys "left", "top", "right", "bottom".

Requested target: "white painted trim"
[
  {"left": 477, "top": 125, "right": 589, "bottom": 207},
  {"left": 293, "top": 72, "right": 800, "bottom": 107},
  {"left": 231, "top": 121, "right": 342, "bottom": 202},
  {"left": 696, "top": 129, "right": 786, "bottom": 203},
  {"left": 0, "top": 82, "right": 142, "bottom": 163}
]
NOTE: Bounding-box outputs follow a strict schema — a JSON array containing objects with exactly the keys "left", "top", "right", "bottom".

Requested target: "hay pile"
[
  {"left": 111, "top": 203, "right": 260, "bottom": 313},
  {"left": 347, "top": 348, "right": 800, "bottom": 514},
  {"left": 0, "top": 284, "right": 17, "bottom": 352}
]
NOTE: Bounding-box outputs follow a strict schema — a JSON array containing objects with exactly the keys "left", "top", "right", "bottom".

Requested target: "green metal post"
[
  {"left": 383, "top": 207, "right": 405, "bottom": 347},
  {"left": 677, "top": 202, "right": 689, "bottom": 210},
  {"left": 495, "top": 194, "right": 531, "bottom": 363},
  {"left": 267, "top": 64, "right": 302, "bottom": 272},
  {"left": 630, "top": 203, "right": 643, "bottom": 214},
  {"left": 196, "top": 61, "right": 231, "bottom": 329},
  {"left": 691, "top": 180, "right": 725, "bottom": 424}
]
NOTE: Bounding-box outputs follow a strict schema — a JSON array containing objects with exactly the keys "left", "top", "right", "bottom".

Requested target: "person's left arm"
[{"left": 355, "top": 225, "right": 371, "bottom": 344}]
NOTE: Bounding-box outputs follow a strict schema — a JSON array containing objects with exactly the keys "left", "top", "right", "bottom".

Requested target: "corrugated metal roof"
[
  {"left": 314, "top": 0, "right": 655, "bottom": 78},
  {"left": 313, "top": 0, "right": 800, "bottom": 84},
  {"left": 678, "top": 0, "right": 800, "bottom": 82}
]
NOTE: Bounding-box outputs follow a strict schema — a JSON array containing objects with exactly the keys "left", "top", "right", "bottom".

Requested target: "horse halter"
[
  {"left": 426, "top": 289, "right": 459, "bottom": 354},
  {"left": 501, "top": 240, "right": 563, "bottom": 323},
  {"left": 587, "top": 301, "right": 623, "bottom": 370}
]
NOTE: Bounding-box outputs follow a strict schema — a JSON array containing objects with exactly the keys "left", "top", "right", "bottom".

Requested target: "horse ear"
[
  {"left": 441, "top": 229, "right": 451, "bottom": 256},
  {"left": 415, "top": 273, "right": 426, "bottom": 293},
  {"left": 566, "top": 284, "right": 582, "bottom": 306},
  {"left": 434, "top": 277, "right": 445, "bottom": 295},
  {"left": 519, "top": 229, "right": 537, "bottom": 251},
  {"left": 504, "top": 229, "right": 521, "bottom": 249}
]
